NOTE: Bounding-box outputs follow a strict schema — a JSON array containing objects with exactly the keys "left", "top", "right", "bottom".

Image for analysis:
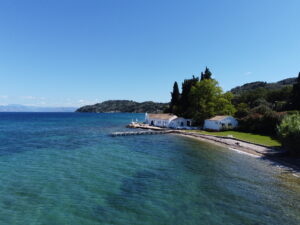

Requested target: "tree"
[
  {"left": 291, "top": 72, "right": 300, "bottom": 110},
  {"left": 204, "top": 67, "right": 212, "bottom": 79},
  {"left": 200, "top": 67, "right": 212, "bottom": 80},
  {"left": 179, "top": 75, "right": 199, "bottom": 117},
  {"left": 235, "top": 103, "right": 250, "bottom": 118},
  {"left": 216, "top": 92, "right": 236, "bottom": 116},
  {"left": 189, "top": 79, "right": 236, "bottom": 125},
  {"left": 169, "top": 81, "right": 180, "bottom": 114},
  {"left": 277, "top": 113, "right": 300, "bottom": 155},
  {"left": 200, "top": 72, "right": 204, "bottom": 81},
  {"left": 233, "top": 87, "right": 268, "bottom": 108}
]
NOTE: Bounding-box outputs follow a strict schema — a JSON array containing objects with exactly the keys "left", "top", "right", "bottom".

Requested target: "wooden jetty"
[{"left": 111, "top": 130, "right": 172, "bottom": 137}]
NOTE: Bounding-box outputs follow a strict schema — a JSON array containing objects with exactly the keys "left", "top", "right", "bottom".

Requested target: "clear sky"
[{"left": 0, "top": 0, "right": 299, "bottom": 107}]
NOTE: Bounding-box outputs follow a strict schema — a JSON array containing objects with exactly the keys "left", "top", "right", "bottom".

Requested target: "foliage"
[
  {"left": 235, "top": 103, "right": 250, "bottom": 118},
  {"left": 277, "top": 113, "right": 300, "bottom": 155},
  {"left": 291, "top": 72, "right": 300, "bottom": 110},
  {"left": 251, "top": 103, "right": 272, "bottom": 115},
  {"left": 178, "top": 75, "right": 199, "bottom": 117},
  {"left": 169, "top": 82, "right": 180, "bottom": 114},
  {"left": 76, "top": 100, "right": 169, "bottom": 113},
  {"left": 168, "top": 68, "right": 235, "bottom": 125},
  {"left": 231, "top": 76, "right": 298, "bottom": 136},
  {"left": 266, "top": 86, "right": 292, "bottom": 104},
  {"left": 233, "top": 88, "right": 268, "bottom": 108},
  {"left": 230, "top": 77, "right": 297, "bottom": 95},
  {"left": 189, "top": 79, "right": 236, "bottom": 124},
  {"left": 238, "top": 111, "right": 285, "bottom": 135},
  {"left": 232, "top": 79, "right": 295, "bottom": 111},
  {"left": 200, "top": 67, "right": 212, "bottom": 80},
  {"left": 168, "top": 69, "right": 299, "bottom": 139}
]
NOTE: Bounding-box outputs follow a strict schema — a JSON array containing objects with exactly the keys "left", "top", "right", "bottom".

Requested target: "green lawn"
[{"left": 184, "top": 130, "right": 281, "bottom": 147}]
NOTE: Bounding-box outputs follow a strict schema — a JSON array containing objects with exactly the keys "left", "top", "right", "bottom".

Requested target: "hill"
[
  {"left": 76, "top": 100, "right": 169, "bottom": 113},
  {"left": 230, "top": 77, "right": 297, "bottom": 94}
]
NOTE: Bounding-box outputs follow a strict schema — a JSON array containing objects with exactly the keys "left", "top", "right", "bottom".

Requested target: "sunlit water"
[{"left": 0, "top": 113, "right": 299, "bottom": 225}]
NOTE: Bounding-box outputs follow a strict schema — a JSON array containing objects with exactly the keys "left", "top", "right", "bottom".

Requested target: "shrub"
[
  {"left": 235, "top": 103, "right": 250, "bottom": 118},
  {"left": 251, "top": 104, "right": 272, "bottom": 115},
  {"left": 277, "top": 113, "right": 300, "bottom": 156},
  {"left": 287, "top": 110, "right": 300, "bottom": 115},
  {"left": 238, "top": 111, "right": 285, "bottom": 135}
]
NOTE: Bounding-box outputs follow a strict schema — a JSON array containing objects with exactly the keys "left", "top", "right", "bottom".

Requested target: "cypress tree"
[
  {"left": 200, "top": 72, "right": 204, "bottom": 81},
  {"left": 203, "top": 67, "right": 212, "bottom": 80},
  {"left": 291, "top": 72, "right": 300, "bottom": 110},
  {"left": 180, "top": 75, "right": 199, "bottom": 117},
  {"left": 170, "top": 81, "right": 180, "bottom": 113}
]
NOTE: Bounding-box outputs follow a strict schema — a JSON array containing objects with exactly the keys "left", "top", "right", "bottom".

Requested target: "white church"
[{"left": 145, "top": 113, "right": 192, "bottom": 129}]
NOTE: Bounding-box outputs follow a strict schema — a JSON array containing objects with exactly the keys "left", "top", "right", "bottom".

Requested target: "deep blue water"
[{"left": 0, "top": 112, "right": 299, "bottom": 225}]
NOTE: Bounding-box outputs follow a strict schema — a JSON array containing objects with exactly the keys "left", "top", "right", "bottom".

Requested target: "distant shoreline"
[{"left": 0, "top": 111, "right": 76, "bottom": 113}]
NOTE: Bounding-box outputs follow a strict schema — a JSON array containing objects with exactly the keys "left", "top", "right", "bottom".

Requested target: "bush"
[
  {"left": 251, "top": 104, "right": 272, "bottom": 115},
  {"left": 238, "top": 111, "right": 285, "bottom": 135},
  {"left": 277, "top": 113, "right": 300, "bottom": 156},
  {"left": 235, "top": 103, "right": 250, "bottom": 118},
  {"left": 287, "top": 110, "right": 300, "bottom": 115}
]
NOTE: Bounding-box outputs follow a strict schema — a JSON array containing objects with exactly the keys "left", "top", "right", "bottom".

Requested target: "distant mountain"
[
  {"left": 0, "top": 104, "right": 76, "bottom": 112},
  {"left": 230, "top": 77, "right": 297, "bottom": 94},
  {"left": 76, "top": 100, "right": 169, "bottom": 113}
]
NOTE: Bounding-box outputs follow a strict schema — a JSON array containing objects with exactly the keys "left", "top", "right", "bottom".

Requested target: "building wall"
[
  {"left": 203, "top": 120, "right": 220, "bottom": 130},
  {"left": 151, "top": 119, "right": 170, "bottom": 127},
  {"left": 145, "top": 116, "right": 171, "bottom": 127},
  {"left": 203, "top": 117, "right": 238, "bottom": 131},
  {"left": 169, "top": 118, "right": 192, "bottom": 128},
  {"left": 145, "top": 114, "right": 192, "bottom": 128}
]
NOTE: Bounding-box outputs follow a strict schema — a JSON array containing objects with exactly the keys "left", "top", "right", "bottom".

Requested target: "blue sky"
[{"left": 0, "top": 0, "right": 299, "bottom": 107}]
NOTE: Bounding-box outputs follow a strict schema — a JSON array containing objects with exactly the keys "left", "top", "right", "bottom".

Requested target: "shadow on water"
[
  {"left": 92, "top": 169, "right": 166, "bottom": 223},
  {"left": 107, "top": 170, "right": 157, "bottom": 207},
  {"left": 260, "top": 151, "right": 300, "bottom": 175}
]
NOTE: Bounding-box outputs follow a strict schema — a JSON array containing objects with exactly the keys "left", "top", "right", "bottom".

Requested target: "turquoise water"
[{"left": 0, "top": 113, "right": 299, "bottom": 225}]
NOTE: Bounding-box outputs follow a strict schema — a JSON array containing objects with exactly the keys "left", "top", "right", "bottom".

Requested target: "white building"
[
  {"left": 145, "top": 113, "right": 192, "bottom": 129},
  {"left": 169, "top": 117, "right": 192, "bottom": 129},
  {"left": 203, "top": 115, "right": 238, "bottom": 131}
]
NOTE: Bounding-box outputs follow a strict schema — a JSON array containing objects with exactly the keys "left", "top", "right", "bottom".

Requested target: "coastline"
[
  {"left": 172, "top": 131, "right": 273, "bottom": 157},
  {"left": 172, "top": 131, "right": 300, "bottom": 176},
  {"left": 125, "top": 123, "right": 300, "bottom": 176}
]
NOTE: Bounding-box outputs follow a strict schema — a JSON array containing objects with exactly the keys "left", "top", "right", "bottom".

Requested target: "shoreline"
[
  {"left": 172, "top": 131, "right": 300, "bottom": 176},
  {"left": 172, "top": 131, "right": 272, "bottom": 157},
  {"left": 125, "top": 123, "right": 300, "bottom": 176}
]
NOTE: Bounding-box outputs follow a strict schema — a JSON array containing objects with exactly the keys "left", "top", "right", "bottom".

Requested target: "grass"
[{"left": 184, "top": 130, "right": 281, "bottom": 147}]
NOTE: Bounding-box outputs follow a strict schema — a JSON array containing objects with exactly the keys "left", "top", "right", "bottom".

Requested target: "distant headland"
[{"left": 76, "top": 100, "right": 169, "bottom": 113}]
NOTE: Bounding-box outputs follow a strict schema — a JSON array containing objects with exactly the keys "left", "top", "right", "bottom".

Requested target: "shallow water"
[{"left": 0, "top": 113, "right": 299, "bottom": 225}]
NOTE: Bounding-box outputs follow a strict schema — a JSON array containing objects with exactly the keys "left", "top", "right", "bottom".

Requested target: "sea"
[{"left": 0, "top": 112, "right": 299, "bottom": 225}]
